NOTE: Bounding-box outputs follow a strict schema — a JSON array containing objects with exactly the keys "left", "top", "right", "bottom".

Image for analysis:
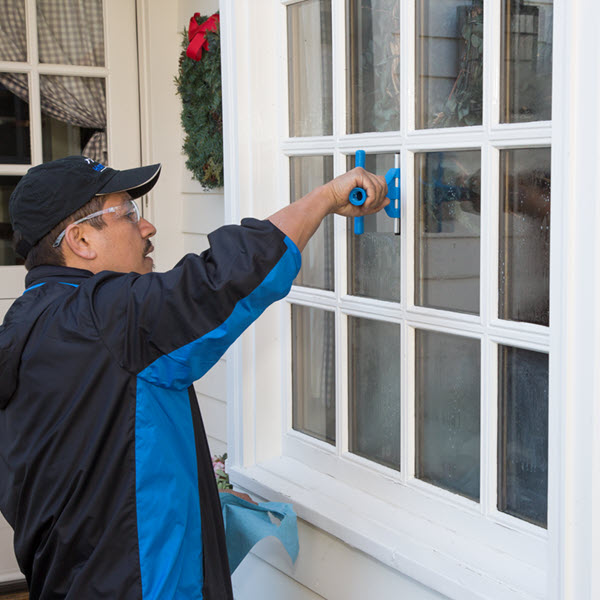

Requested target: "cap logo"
[{"left": 84, "top": 157, "right": 107, "bottom": 172}]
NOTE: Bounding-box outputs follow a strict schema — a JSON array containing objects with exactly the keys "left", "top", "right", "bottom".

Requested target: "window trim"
[{"left": 220, "top": 0, "right": 600, "bottom": 598}]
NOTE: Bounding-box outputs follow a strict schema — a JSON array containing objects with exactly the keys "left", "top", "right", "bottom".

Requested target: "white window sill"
[{"left": 230, "top": 456, "right": 546, "bottom": 600}]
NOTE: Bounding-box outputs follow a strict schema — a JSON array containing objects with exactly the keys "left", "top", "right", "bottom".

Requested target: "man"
[{"left": 0, "top": 155, "right": 388, "bottom": 599}]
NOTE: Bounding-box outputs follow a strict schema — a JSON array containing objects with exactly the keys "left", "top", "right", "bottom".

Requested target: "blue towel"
[{"left": 219, "top": 492, "right": 299, "bottom": 573}]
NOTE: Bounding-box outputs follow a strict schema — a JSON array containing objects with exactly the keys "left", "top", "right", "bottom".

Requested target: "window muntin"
[{"left": 285, "top": 0, "right": 552, "bottom": 536}]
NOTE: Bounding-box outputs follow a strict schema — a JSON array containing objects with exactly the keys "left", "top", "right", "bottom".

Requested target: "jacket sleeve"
[{"left": 88, "top": 219, "right": 301, "bottom": 390}]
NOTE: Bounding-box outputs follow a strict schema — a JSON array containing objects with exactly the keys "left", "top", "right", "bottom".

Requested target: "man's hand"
[
  {"left": 322, "top": 167, "right": 389, "bottom": 218},
  {"left": 221, "top": 488, "right": 257, "bottom": 505}
]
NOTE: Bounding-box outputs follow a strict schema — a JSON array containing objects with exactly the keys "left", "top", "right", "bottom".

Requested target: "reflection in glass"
[
  {"left": 291, "top": 156, "right": 334, "bottom": 290},
  {"left": 0, "top": 0, "right": 27, "bottom": 62},
  {"left": 0, "top": 75, "right": 31, "bottom": 164},
  {"left": 499, "top": 148, "right": 550, "bottom": 326},
  {"left": 0, "top": 176, "right": 24, "bottom": 266},
  {"left": 348, "top": 153, "right": 400, "bottom": 302},
  {"left": 415, "top": 150, "right": 481, "bottom": 314},
  {"left": 40, "top": 76, "right": 106, "bottom": 163},
  {"left": 346, "top": 0, "right": 400, "bottom": 133},
  {"left": 288, "top": 0, "right": 333, "bottom": 137},
  {"left": 501, "top": 0, "right": 553, "bottom": 123},
  {"left": 416, "top": 0, "right": 483, "bottom": 129},
  {"left": 349, "top": 316, "right": 401, "bottom": 469},
  {"left": 37, "top": 0, "right": 105, "bottom": 67},
  {"left": 498, "top": 345, "right": 548, "bottom": 527},
  {"left": 416, "top": 329, "right": 480, "bottom": 500},
  {"left": 292, "top": 305, "right": 336, "bottom": 445}
]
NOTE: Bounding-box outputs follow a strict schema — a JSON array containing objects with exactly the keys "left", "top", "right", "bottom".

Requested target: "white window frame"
[
  {"left": 0, "top": 0, "right": 142, "bottom": 299},
  {"left": 221, "top": 0, "right": 600, "bottom": 599}
]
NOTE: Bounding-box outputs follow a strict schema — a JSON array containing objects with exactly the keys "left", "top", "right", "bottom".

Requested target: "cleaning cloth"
[{"left": 219, "top": 492, "right": 299, "bottom": 573}]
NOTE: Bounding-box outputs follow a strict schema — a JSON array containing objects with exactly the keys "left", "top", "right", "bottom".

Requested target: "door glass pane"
[
  {"left": 292, "top": 305, "right": 336, "bottom": 445},
  {"left": 290, "top": 156, "right": 334, "bottom": 290},
  {"left": 40, "top": 75, "right": 107, "bottom": 163},
  {"left": 501, "top": 0, "right": 553, "bottom": 123},
  {"left": 416, "top": 329, "right": 480, "bottom": 501},
  {"left": 348, "top": 153, "right": 400, "bottom": 302},
  {"left": 349, "top": 316, "right": 401, "bottom": 470},
  {"left": 288, "top": 0, "right": 333, "bottom": 137},
  {"left": 0, "top": 0, "right": 27, "bottom": 62},
  {"left": 498, "top": 345, "right": 548, "bottom": 527},
  {"left": 0, "top": 176, "right": 24, "bottom": 266},
  {"left": 416, "top": 0, "right": 483, "bottom": 129},
  {"left": 0, "top": 74, "right": 31, "bottom": 164},
  {"left": 346, "top": 0, "right": 400, "bottom": 133},
  {"left": 499, "top": 147, "right": 550, "bottom": 326},
  {"left": 415, "top": 150, "right": 481, "bottom": 314},
  {"left": 37, "top": 0, "right": 105, "bottom": 67}
]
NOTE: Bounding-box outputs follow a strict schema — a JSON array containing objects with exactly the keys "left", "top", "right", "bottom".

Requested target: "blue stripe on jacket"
[{"left": 135, "top": 237, "right": 300, "bottom": 599}]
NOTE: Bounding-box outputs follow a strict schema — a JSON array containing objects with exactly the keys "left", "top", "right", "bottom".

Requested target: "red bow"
[{"left": 186, "top": 13, "right": 220, "bottom": 61}]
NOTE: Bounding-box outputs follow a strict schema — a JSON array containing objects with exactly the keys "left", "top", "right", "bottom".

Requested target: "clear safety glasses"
[{"left": 52, "top": 199, "right": 141, "bottom": 248}]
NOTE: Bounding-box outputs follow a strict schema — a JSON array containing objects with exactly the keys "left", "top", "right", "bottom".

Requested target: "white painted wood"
[
  {"left": 182, "top": 195, "right": 225, "bottom": 235},
  {"left": 197, "top": 394, "right": 227, "bottom": 443},
  {"left": 0, "top": 516, "right": 21, "bottom": 583},
  {"left": 183, "top": 233, "right": 210, "bottom": 255}
]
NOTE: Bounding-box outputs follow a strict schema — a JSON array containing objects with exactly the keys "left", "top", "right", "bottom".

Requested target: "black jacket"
[{"left": 0, "top": 219, "right": 300, "bottom": 599}]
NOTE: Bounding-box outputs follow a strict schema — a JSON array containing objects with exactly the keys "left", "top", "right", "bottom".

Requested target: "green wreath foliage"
[{"left": 175, "top": 14, "right": 223, "bottom": 189}]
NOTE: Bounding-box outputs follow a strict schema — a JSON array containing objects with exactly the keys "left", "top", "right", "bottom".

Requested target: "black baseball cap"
[{"left": 10, "top": 155, "right": 162, "bottom": 258}]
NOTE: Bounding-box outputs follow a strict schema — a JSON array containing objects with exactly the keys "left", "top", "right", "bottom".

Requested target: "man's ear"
[{"left": 63, "top": 224, "right": 98, "bottom": 260}]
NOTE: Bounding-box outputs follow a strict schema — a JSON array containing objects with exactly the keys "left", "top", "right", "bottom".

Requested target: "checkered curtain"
[{"left": 0, "top": 0, "right": 107, "bottom": 163}]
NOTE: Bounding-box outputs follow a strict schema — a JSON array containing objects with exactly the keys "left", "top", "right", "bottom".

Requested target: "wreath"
[{"left": 175, "top": 13, "right": 223, "bottom": 189}]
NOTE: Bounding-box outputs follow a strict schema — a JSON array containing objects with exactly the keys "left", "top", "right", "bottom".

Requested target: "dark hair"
[{"left": 14, "top": 196, "right": 108, "bottom": 271}]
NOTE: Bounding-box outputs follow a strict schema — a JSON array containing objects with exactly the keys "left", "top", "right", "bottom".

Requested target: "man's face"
[{"left": 86, "top": 192, "right": 157, "bottom": 275}]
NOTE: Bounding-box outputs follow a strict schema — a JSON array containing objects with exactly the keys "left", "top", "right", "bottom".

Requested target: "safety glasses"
[{"left": 52, "top": 199, "right": 141, "bottom": 248}]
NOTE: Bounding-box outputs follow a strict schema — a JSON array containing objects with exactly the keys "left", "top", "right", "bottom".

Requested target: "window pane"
[
  {"left": 0, "top": 176, "right": 24, "bottom": 266},
  {"left": 0, "top": 74, "right": 31, "bottom": 164},
  {"left": 288, "top": 0, "right": 333, "bottom": 137},
  {"left": 416, "top": 0, "right": 483, "bottom": 129},
  {"left": 37, "top": 0, "right": 105, "bottom": 67},
  {"left": 291, "top": 156, "right": 334, "bottom": 290},
  {"left": 498, "top": 345, "right": 548, "bottom": 527},
  {"left": 347, "top": 153, "right": 400, "bottom": 302},
  {"left": 499, "top": 147, "right": 550, "bottom": 326},
  {"left": 346, "top": 0, "right": 400, "bottom": 133},
  {"left": 501, "top": 0, "right": 553, "bottom": 123},
  {"left": 292, "top": 305, "right": 336, "bottom": 445},
  {"left": 415, "top": 150, "right": 481, "bottom": 314},
  {"left": 40, "top": 75, "right": 107, "bottom": 164},
  {"left": 416, "top": 329, "right": 480, "bottom": 501},
  {"left": 0, "top": 0, "right": 27, "bottom": 62},
  {"left": 349, "top": 316, "right": 401, "bottom": 469}
]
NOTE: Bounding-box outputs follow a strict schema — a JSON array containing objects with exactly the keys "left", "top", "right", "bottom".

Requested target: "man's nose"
[{"left": 138, "top": 217, "right": 157, "bottom": 238}]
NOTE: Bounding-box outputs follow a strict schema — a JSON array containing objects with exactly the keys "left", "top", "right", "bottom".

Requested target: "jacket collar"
[{"left": 25, "top": 265, "right": 95, "bottom": 289}]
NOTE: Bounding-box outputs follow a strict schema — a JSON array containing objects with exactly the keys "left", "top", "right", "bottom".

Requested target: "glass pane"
[
  {"left": 501, "top": 0, "right": 553, "bottom": 123},
  {"left": 415, "top": 150, "right": 481, "bottom": 314},
  {"left": 290, "top": 156, "right": 334, "bottom": 290},
  {"left": 416, "top": 0, "right": 483, "bottom": 129},
  {"left": 499, "top": 147, "right": 550, "bottom": 326},
  {"left": 346, "top": 0, "right": 400, "bottom": 133},
  {"left": 40, "top": 75, "right": 107, "bottom": 164},
  {"left": 416, "top": 329, "right": 480, "bottom": 501},
  {"left": 0, "top": 74, "right": 31, "bottom": 164},
  {"left": 347, "top": 153, "right": 400, "bottom": 302},
  {"left": 0, "top": 0, "right": 27, "bottom": 62},
  {"left": 498, "top": 345, "right": 548, "bottom": 527},
  {"left": 37, "top": 0, "right": 105, "bottom": 67},
  {"left": 0, "top": 176, "right": 24, "bottom": 266},
  {"left": 292, "top": 305, "right": 336, "bottom": 444},
  {"left": 288, "top": 0, "right": 333, "bottom": 137},
  {"left": 349, "top": 316, "right": 401, "bottom": 470}
]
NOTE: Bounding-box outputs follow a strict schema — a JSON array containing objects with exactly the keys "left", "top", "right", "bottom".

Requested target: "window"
[
  {"left": 226, "top": 1, "right": 556, "bottom": 597},
  {"left": 0, "top": 0, "right": 141, "bottom": 296}
]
